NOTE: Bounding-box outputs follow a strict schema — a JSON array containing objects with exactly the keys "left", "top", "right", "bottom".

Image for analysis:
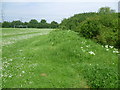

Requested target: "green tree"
[
  {"left": 2, "top": 21, "right": 11, "bottom": 28},
  {"left": 77, "top": 17, "right": 100, "bottom": 39},
  {"left": 50, "top": 21, "right": 59, "bottom": 28},
  {"left": 11, "top": 20, "right": 23, "bottom": 28},
  {"left": 28, "top": 19, "right": 38, "bottom": 28},
  {"left": 38, "top": 19, "right": 49, "bottom": 28},
  {"left": 24, "top": 22, "right": 28, "bottom": 25},
  {"left": 98, "top": 7, "right": 115, "bottom": 14},
  {"left": 40, "top": 19, "right": 46, "bottom": 24}
]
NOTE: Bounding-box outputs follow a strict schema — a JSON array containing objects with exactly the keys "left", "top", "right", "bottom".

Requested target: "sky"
[{"left": 1, "top": 0, "right": 119, "bottom": 23}]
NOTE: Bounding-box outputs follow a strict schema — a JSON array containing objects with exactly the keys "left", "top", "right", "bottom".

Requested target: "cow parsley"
[{"left": 89, "top": 51, "right": 95, "bottom": 55}]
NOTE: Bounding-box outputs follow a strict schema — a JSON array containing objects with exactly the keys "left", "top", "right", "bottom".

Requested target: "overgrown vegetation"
[
  {"left": 2, "top": 29, "right": 118, "bottom": 88},
  {"left": 60, "top": 7, "right": 119, "bottom": 49}
]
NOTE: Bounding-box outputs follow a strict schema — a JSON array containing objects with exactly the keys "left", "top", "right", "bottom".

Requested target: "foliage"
[
  {"left": 28, "top": 19, "right": 39, "bottom": 28},
  {"left": 77, "top": 17, "right": 101, "bottom": 39},
  {"left": 2, "top": 21, "right": 11, "bottom": 28},
  {"left": 98, "top": 7, "right": 115, "bottom": 14},
  {"left": 60, "top": 13, "right": 98, "bottom": 31},
  {"left": 2, "top": 19, "right": 59, "bottom": 29},
  {"left": 83, "top": 65, "right": 118, "bottom": 88},
  {"left": 60, "top": 7, "right": 119, "bottom": 48},
  {"left": 40, "top": 19, "right": 47, "bottom": 23},
  {"left": 50, "top": 21, "right": 59, "bottom": 28}
]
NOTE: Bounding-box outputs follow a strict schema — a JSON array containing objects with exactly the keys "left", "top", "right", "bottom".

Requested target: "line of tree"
[
  {"left": 60, "top": 7, "right": 119, "bottom": 49},
  {"left": 2, "top": 19, "right": 59, "bottom": 28}
]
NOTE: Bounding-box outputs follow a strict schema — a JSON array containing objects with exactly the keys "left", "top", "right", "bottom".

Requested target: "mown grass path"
[{"left": 2, "top": 28, "right": 53, "bottom": 46}]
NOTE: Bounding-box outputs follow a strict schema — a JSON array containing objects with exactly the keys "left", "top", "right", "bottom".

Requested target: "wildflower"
[
  {"left": 9, "top": 59, "right": 13, "bottom": 61},
  {"left": 9, "top": 75, "right": 12, "bottom": 78},
  {"left": 86, "top": 45, "right": 89, "bottom": 47},
  {"left": 22, "top": 71, "right": 25, "bottom": 73},
  {"left": 89, "top": 51, "right": 95, "bottom": 55},
  {"left": 113, "top": 50, "right": 119, "bottom": 53},
  {"left": 109, "top": 46, "right": 114, "bottom": 49},
  {"left": 1, "top": 74, "right": 3, "bottom": 77},
  {"left": 29, "top": 81, "right": 33, "bottom": 84},
  {"left": 0, "top": 67, "right": 2, "bottom": 70},
  {"left": 105, "top": 45, "right": 108, "bottom": 48},
  {"left": 106, "top": 49, "right": 109, "bottom": 51}
]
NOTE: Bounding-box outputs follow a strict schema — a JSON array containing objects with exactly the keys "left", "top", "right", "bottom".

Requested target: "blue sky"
[{"left": 2, "top": 2, "right": 118, "bottom": 23}]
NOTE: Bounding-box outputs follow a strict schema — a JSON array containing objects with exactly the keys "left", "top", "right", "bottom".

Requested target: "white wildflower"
[
  {"left": 109, "top": 46, "right": 114, "bottom": 49},
  {"left": 9, "top": 59, "right": 13, "bottom": 61},
  {"left": 106, "top": 49, "right": 109, "bottom": 51},
  {"left": 89, "top": 51, "right": 95, "bottom": 55},
  {"left": 105, "top": 45, "right": 109, "bottom": 48},
  {"left": 0, "top": 67, "right": 2, "bottom": 70},
  {"left": 1, "top": 74, "right": 3, "bottom": 77},
  {"left": 86, "top": 45, "right": 89, "bottom": 48},
  {"left": 113, "top": 50, "right": 119, "bottom": 53},
  {"left": 22, "top": 71, "right": 25, "bottom": 73},
  {"left": 9, "top": 75, "right": 12, "bottom": 78},
  {"left": 29, "top": 81, "right": 33, "bottom": 84}
]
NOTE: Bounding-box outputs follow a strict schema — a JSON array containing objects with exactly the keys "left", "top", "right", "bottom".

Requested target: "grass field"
[
  {"left": 2, "top": 28, "right": 119, "bottom": 88},
  {"left": 2, "top": 28, "right": 52, "bottom": 46}
]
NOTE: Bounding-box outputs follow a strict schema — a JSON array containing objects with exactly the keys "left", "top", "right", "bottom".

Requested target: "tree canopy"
[
  {"left": 59, "top": 7, "right": 119, "bottom": 48},
  {"left": 2, "top": 19, "right": 59, "bottom": 29}
]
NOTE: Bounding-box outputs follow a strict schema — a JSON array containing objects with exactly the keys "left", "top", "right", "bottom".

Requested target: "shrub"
[
  {"left": 76, "top": 15, "right": 118, "bottom": 48},
  {"left": 77, "top": 17, "right": 101, "bottom": 39}
]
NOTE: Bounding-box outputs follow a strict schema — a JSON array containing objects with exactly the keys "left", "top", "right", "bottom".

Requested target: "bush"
[
  {"left": 76, "top": 15, "right": 118, "bottom": 48},
  {"left": 97, "top": 26, "right": 118, "bottom": 46},
  {"left": 60, "top": 8, "right": 119, "bottom": 49},
  {"left": 77, "top": 17, "right": 101, "bottom": 39}
]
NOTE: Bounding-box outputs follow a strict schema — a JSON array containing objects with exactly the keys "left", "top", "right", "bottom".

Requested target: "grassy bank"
[{"left": 2, "top": 29, "right": 118, "bottom": 88}]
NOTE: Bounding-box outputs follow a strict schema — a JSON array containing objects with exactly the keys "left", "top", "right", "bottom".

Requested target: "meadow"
[{"left": 2, "top": 28, "right": 119, "bottom": 88}]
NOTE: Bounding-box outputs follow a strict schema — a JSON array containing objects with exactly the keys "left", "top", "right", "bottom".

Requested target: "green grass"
[
  {"left": 2, "top": 28, "right": 52, "bottom": 46},
  {"left": 2, "top": 28, "right": 118, "bottom": 88}
]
